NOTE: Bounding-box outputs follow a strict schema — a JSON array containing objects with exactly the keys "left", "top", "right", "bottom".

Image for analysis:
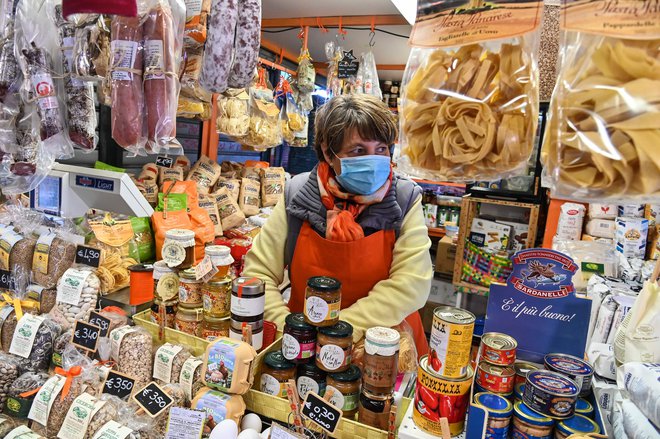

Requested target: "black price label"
[
  {"left": 301, "top": 392, "right": 342, "bottom": 434},
  {"left": 75, "top": 245, "right": 101, "bottom": 268},
  {"left": 0, "top": 269, "right": 15, "bottom": 291},
  {"left": 102, "top": 370, "right": 136, "bottom": 399},
  {"left": 133, "top": 382, "right": 173, "bottom": 417},
  {"left": 88, "top": 311, "right": 111, "bottom": 337},
  {"left": 71, "top": 320, "right": 101, "bottom": 352},
  {"left": 337, "top": 50, "right": 359, "bottom": 79},
  {"left": 156, "top": 156, "right": 174, "bottom": 168}
]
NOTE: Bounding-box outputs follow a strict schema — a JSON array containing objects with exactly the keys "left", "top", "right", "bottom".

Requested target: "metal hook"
[{"left": 369, "top": 31, "right": 376, "bottom": 47}]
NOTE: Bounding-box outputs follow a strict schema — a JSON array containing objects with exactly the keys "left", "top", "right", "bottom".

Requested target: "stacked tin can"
[{"left": 413, "top": 306, "right": 475, "bottom": 436}]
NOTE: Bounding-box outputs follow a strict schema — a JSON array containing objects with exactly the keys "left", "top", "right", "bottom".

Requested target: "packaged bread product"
[
  {"left": 238, "top": 178, "right": 260, "bottom": 217},
  {"left": 187, "top": 155, "right": 222, "bottom": 194},
  {"left": 198, "top": 195, "right": 223, "bottom": 237},
  {"left": 212, "top": 188, "right": 245, "bottom": 231},
  {"left": 260, "top": 167, "right": 285, "bottom": 207}
]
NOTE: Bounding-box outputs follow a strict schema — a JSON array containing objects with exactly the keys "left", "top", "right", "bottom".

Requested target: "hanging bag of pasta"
[
  {"left": 243, "top": 69, "right": 282, "bottom": 149},
  {"left": 398, "top": 0, "right": 542, "bottom": 182},
  {"left": 541, "top": 0, "right": 660, "bottom": 201}
]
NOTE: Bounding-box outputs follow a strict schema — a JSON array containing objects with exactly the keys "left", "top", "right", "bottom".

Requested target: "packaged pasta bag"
[
  {"left": 541, "top": 0, "right": 660, "bottom": 201},
  {"left": 285, "top": 95, "right": 308, "bottom": 147},
  {"left": 180, "top": 45, "right": 212, "bottom": 102},
  {"left": 216, "top": 88, "right": 250, "bottom": 138},
  {"left": 398, "top": 0, "right": 542, "bottom": 182},
  {"left": 243, "top": 70, "right": 282, "bottom": 149}
]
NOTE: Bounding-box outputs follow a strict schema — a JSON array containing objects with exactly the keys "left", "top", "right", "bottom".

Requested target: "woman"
[{"left": 243, "top": 94, "right": 433, "bottom": 355}]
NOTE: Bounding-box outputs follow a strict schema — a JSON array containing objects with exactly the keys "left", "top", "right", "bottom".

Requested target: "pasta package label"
[
  {"left": 410, "top": 0, "right": 543, "bottom": 47},
  {"left": 562, "top": 0, "right": 659, "bottom": 38}
]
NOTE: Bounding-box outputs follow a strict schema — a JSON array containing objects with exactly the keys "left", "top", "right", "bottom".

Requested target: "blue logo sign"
[{"left": 75, "top": 175, "right": 115, "bottom": 192}]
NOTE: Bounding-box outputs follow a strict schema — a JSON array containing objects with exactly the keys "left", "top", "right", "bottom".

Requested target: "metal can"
[
  {"left": 511, "top": 401, "right": 555, "bottom": 439},
  {"left": 474, "top": 381, "right": 512, "bottom": 399},
  {"left": 544, "top": 353, "right": 594, "bottom": 397},
  {"left": 477, "top": 362, "right": 516, "bottom": 394},
  {"left": 474, "top": 392, "right": 513, "bottom": 439},
  {"left": 514, "top": 361, "right": 540, "bottom": 387},
  {"left": 514, "top": 382, "right": 524, "bottom": 402},
  {"left": 555, "top": 414, "right": 600, "bottom": 438},
  {"left": 413, "top": 355, "right": 473, "bottom": 436},
  {"left": 575, "top": 398, "right": 594, "bottom": 419},
  {"left": 480, "top": 333, "right": 517, "bottom": 366},
  {"left": 523, "top": 371, "right": 579, "bottom": 419},
  {"left": 429, "top": 306, "right": 475, "bottom": 378}
]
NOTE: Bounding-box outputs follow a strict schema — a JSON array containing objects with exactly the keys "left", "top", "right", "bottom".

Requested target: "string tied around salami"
[
  {"left": 144, "top": 53, "right": 176, "bottom": 80},
  {"left": 110, "top": 46, "right": 143, "bottom": 78}
]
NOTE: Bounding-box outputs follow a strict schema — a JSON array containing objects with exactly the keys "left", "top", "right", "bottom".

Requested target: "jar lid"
[
  {"left": 153, "top": 298, "right": 178, "bottom": 306},
  {"left": 153, "top": 260, "right": 176, "bottom": 277},
  {"left": 205, "top": 245, "right": 234, "bottom": 265},
  {"left": 307, "top": 276, "right": 341, "bottom": 292},
  {"left": 285, "top": 313, "right": 314, "bottom": 330},
  {"left": 513, "top": 401, "right": 554, "bottom": 426},
  {"left": 232, "top": 277, "right": 265, "bottom": 295},
  {"left": 203, "top": 313, "right": 230, "bottom": 323},
  {"left": 318, "top": 321, "right": 353, "bottom": 338},
  {"left": 474, "top": 392, "right": 512, "bottom": 418},
  {"left": 365, "top": 327, "right": 400, "bottom": 356},
  {"left": 297, "top": 361, "right": 326, "bottom": 377},
  {"left": 165, "top": 229, "right": 195, "bottom": 245},
  {"left": 264, "top": 351, "right": 295, "bottom": 370},
  {"left": 328, "top": 365, "right": 361, "bottom": 382},
  {"left": 178, "top": 306, "right": 203, "bottom": 317},
  {"left": 179, "top": 268, "right": 198, "bottom": 280},
  {"left": 556, "top": 414, "right": 599, "bottom": 435},
  {"left": 128, "top": 264, "right": 153, "bottom": 273},
  {"left": 208, "top": 277, "right": 232, "bottom": 286}
]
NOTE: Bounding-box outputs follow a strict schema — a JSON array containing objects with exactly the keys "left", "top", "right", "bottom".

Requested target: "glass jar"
[
  {"left": 175, "top": 306, "right": 203, "bottom": 337},
  {"left": 297, "top": 362, "right": 327, "bottom": 400},
  {"left": 229, "top": 319, "right": 263, "bottom": 352},
  {"left": 260, "top": 351, "right": 296, "bottom": 398},
  {"left": 363, "top": 327, "right": 400, "bottom": 394},
  {"left": 304, "top": 276, "right": 341, "bottom": 327},
  {"left": 201, "top": 314, "right": 230, "bottom": 341},
  {"left": 327, "top": 365, "right": 361, "bottom": 418},
  {"left": 316, "top": 321, "right": 353, "bottom": 373},
  {"left": 179, "top": 268, "right": 203, "bottom": 307},
  {"left": 153, "top": 261, "right": 179, "bottom": 302},
  {"left": 511, "top": 401, "right": 555, "bottom": 439},
  {"left": 358, "top": 389, "right": 394, "bottom": 431},
  {"left": 205, "top": 245, "right": 234, "bottom": 281},
  {"left": 163, "top": 229, "right": 196, "bottom": 269},
  {"left": 202, "top": 277, "right": 231, "bottom": 317},
  {"left": 150, "top": 299, "right": 177, "bottom": 328},
  {"left": 230, "top": 277, "right": 265, "bottom": 350},
  {"left": 283, "top": 313, "right": 316, "bottom": 363}
]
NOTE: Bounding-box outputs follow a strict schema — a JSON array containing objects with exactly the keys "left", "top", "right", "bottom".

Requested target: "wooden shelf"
[{"left": 428, "top": 227, "right": 445, "bottom": 238}]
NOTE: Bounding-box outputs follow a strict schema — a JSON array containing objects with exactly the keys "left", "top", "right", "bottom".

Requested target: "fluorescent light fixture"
[{"left": 390, "top": 0, "right": 417, "bottom": 25}]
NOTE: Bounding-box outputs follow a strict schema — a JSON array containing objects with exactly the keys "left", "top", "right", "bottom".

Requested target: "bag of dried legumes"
[
  {"left": 397, "top": 0, "right": 542, "bottom": 182},
  {"left": 9, "top": 314, "right": 61, "bottom": 374},
  {"left": 109, "top": 326, "right": 154, "bottom": 390},
  {"left": 57, "top": 390, "right": 123, "bottom": 439},
  {"left": 152, "top": 343, "right": 192, "bottom": 385},
  {"left": 541, "top": 0, "right": 660, "bottom": 201}
]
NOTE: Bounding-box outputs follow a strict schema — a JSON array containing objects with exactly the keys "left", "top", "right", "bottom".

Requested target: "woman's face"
[{"left": 324, "top": 130, "right": 390, "bottom": 176}]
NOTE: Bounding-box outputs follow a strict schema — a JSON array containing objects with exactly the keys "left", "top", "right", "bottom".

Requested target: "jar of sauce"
[
  {"left": 205, "top": 245, "right": 234, "bottom": 280},
  {"left": 202, "top": 277, "right": 231, "bottom": 317},
  {"left": 358, "top": 389, "right": 394, "bottom": 431},
  {"left": 201, "top": 314, "right": 230, "bottom": 341},
  {"left": 153, "top": 261, "right": 179, "bottom": 302},
  {"left": 163, "top": 229, "right": 196, "bottom": 269},
  {"left": 283, "top": 313, "right": 316, "bottom": 363},
  {"left": 260, "top": 351, "right": 296, "bottom": 398},
  {"left": 316, "top": 321, "right": 353, "bottom": 373},
  {"left": 179, "top": 268, "right": 203, "bottom": 307},
  {"left": 230, "top": 277, "right": 265, "bottom": 350},
  {"left": 296, "top": 362, "right": 327, "bottom": 400},
  {"left": 363, "top": 327, "right": 400, "bottom": 394},
  {"left": 304, "top": 276, "right": 341, "bottom": 327},
  {"left": 327, "top": 365, "right": 361, "bottom": 418},
  {"left": 175, "top": 306, "right": 203, "bottom": 337},
  {"left": 511, "top": 401, "right": 554, "bottom": 439},
  {"left": 150, "top": 299, "right": 177, "bottom": 328}
]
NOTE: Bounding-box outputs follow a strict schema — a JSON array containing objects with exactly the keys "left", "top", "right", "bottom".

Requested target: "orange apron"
[{"left": 289, "top": 222, "right": 429, "bottom": 357}]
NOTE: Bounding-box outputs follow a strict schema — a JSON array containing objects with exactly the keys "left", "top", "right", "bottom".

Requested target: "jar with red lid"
[{"left": 282, "top": 313, "right": 316, "bottom": 363}]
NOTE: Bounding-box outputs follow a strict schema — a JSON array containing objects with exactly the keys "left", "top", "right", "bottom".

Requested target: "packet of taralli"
[
  {"left": 398, "top": 0, "right": 542, "bottom": 182},
  {"left": 238, "top": 178, "right": 261, "bottom": 217},
  {"left": 541, "top": 0, "right": 660, "bottom": 201},
  {"left": 260, "top": 167, "right": 285, "bottom": 207}
]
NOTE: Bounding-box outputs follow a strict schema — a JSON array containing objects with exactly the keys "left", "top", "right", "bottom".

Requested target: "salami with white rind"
[
  {"left": 199, "top": 0, "right": 237, "bottom": 93},
  {"left": 227, "top": 0, "right": 261, "bottom": 89}
]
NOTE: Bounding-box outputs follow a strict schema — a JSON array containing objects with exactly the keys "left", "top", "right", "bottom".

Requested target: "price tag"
[
  {"left": 301, "top": 392, "right": 342, "bottom": 435},
  {"left": 75, "top": 245, "right": 101, "bottom": 268},
  {"left": 102, "top": 370, "right": 136, "bottom": 400},
  {"left": 337, "top": 50, "right": 359, "bottom": 79},
  {"left": 71, "top": 320, "right": 101, "bottom": 352},
  {"left": 133, "top": 382, "right": 173, "bottom": 418},
  {"left": 270, "top": 423, "right": 307, "bottom": 439},
  {"left": 194, "top": 255, "right": 218, "bottom": 282},
  {"left": 0, "top": 269, "right": 15, "bottom": 291},
  {"left": 156, "top": 156, "right": 174, "bottom": 168},
  {"left": 164, "top": 407, "right": 205, "bottom": 439},
  {"left": 88, "top": 311, "right": 111, "bottom": 337}
]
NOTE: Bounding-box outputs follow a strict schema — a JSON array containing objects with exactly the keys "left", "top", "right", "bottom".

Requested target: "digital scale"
[{"left": 30, "top": 163, "right": 154, "bottom": 219}]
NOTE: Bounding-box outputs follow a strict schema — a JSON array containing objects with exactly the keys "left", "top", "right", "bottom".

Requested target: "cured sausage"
[
  {"left": 110, "top": 15, "right": 144, "bottom": 151},
  {"left": 227, "top": 0, "right": 261, "bottom": 88},
  {"left": 199, "top": 0, "right": 237, "bottom": 93}
]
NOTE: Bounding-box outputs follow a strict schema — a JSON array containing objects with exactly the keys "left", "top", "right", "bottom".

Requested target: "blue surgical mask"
[{"left": 333, "top": 154, "right": 391, "bottom": 195}]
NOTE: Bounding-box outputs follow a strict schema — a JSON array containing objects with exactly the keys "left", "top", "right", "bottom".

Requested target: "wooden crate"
[{"left": 452, "top": 195, "right": 540, "bottom": 294}]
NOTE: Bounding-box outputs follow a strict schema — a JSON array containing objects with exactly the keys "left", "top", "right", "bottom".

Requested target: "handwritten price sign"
[
  {"left": 75, "top": 245, "right": 101, "bottom": 268},
  {"left": 301, "top": 392, "right": 342, "bottom": 434},
  {"left": 71, "top": 320, "right": 101, "bottom": 352},
  {"left": 133, "top": 382, "right": 173, "bottom": 417},
  {"left": 103, "top": 371, "right": 135, "bottom": 399}
]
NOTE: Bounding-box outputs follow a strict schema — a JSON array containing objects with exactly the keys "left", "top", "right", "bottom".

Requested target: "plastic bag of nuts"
[
  {"left": 32, "top": 236, "right": 77, "bottom": 289},
  {"left": 110, "top": 326, "right": 154, "bottom": 390},
  {"left": 56, "top": 392, "right": 123, "bottom": 439},
  {"left": 153, "top": 343, "right": 191, "bottom": 385},
  {"left": 5, "top": 371, "right": 50, "bottom": 419},
  {"left": 53, "top": 267, "right": 100, "bottom": 328},
  {"left": 0, "top": 414, "right": 16, "bottom": 435},
  {"left": 0, "top": 353, "right": 20, "bottom": 413},
  {"left": 9, "top": 315, "right": 61, "bottom": 374}
]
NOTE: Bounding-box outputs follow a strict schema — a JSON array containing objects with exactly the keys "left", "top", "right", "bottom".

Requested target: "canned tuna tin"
[
  {"left": 555, "top": 413, "right": 600, "bottom": 438},
  {"left": 515, "top": 361, "right": 540, "bottom": 387},
  {"left": 523, "top": 371, "right": 579, "bottom": 419},
  {"left": 544, "top": 353, "right": 594, "bottom": 397},
  {"left": 511, "top": 401, "right": 555, "bottom": 439},
  {"left": 480, "top": 332, "right": 517, "bottom": 366},
  {"left": 514, "top": 382, "right": 524, "bottom": 402},
  {"left": 429, "top": 306, "right": 475, "bottom": 378},
  {"left": 474, "top": 392, "right": 513, "bottom": 439},
  {"left": 575, "top": 398, "right": 594, "bottom": 418},
  {"left": 474, "top": 381, "right": 513, "bottom": 399},
  {"left": 413, "top": 355, "right": 472, "bottom": 436},
  {"left": 477, "top": 362, "right": 516, "bottom": 394}
]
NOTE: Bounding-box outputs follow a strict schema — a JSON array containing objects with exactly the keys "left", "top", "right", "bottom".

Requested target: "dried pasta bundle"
[{"left": 400, "top": 42, "right": 537, "bottom": 181}]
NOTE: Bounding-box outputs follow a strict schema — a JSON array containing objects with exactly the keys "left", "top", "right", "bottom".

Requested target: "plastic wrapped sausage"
[
  {"left": 199, "top": 0, "right": 237, "bottom": 93},
  {"left": 0, "top": 0, "right": 21, "bottom": 101},
  {"left": 227, "top": 0, "right": 261, "bottom": 88}
]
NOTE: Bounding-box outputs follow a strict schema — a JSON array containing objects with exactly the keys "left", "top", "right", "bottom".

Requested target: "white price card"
[{"left": 165, "top": 407, "right": 205, "bottom": 439}]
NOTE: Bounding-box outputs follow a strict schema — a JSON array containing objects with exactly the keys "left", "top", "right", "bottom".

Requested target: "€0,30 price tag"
[
  {"left": 102, "top": 370, "right": 136, "bottom": 400},
  {"left": 133, "top": 382, "right": 173, "bottom": 418},
  {"left": 301, "top": 392, "right": 342, "bottom": 435},
  {"left": 71, "top": 320, "right": 101, "bottom": 352},
  {"left": 75, "top": 245, "right": 101, "bottom": 268}
]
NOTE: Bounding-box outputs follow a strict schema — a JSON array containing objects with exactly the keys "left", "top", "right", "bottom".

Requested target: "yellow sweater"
[{"left": 243, "top": 195, "right": 433, "bottom": 341}]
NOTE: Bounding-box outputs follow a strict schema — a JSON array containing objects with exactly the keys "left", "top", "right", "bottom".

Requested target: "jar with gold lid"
[
  {"left": 201, "top": 314, "right": 230, "bottom": 341},
  {"left": 163, "top": 229, "right": 196, "bottom": 269},
  {"left": 175, "top": 306, "right": 203, "bottom": 337},
  {"left": 205, "top": 245, "right": 234, "bottom": 281}
]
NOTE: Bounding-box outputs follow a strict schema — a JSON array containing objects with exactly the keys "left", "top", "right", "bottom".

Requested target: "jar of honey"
[
  {"left": 163, "top": 229, "right": 196, "bottom": 269},
  {"left": 201, "top": 314, "right": 230, "bottom": 341},
  {"left": 205, "top": 245, "right": 234, "bottom": 281}
]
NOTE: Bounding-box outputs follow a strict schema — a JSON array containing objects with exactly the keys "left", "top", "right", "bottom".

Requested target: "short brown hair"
[{"left": 314, "top": 94, "right": 397, "bottom": 162}]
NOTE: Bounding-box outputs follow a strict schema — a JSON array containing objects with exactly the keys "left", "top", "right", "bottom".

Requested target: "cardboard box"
[
  {"left": 421, "top": 277, "right": 456, "bottom": 334},
  {"left": 498, "top": 221, "right": 529, "bottom": 252},
  {"left": 435, "top": 236, "right": 457, "bottom": 275},
  {"left": 469, "top": 218, "right": 512, "bottom": 251}
]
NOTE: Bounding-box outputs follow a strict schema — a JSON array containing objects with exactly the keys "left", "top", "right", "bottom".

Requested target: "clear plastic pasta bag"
[
  {"left": 397, "top": 0, "right": 542, "bottom": 182},
  {"left": 541, "top": 1, "right": 660, "bottom": 201}
]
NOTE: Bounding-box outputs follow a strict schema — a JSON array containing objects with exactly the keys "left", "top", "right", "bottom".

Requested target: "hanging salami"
[
  {"left": 226, "top": 0, "right": 261, "bottom": 88},
  {"left": 0, "top": 0, "right": 20, "bottom": 101},
  {"left": 200, "top": 0, "right": 238, "bottom": 93}
]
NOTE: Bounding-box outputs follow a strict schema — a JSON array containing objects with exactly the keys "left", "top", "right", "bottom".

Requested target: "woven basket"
[
  {"left": 461, "top": 240, "right": 512, "bottom": 287},
  {"left": 133, "top": 309, "right": 210, "bottom": 356}
]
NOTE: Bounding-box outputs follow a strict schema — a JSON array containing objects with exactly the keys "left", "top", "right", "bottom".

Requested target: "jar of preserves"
[
  {"left": 230, "top": 277, "right": 265, "bottom": 350},
  {"left": 327, "top": 365, "right": 361, "bottom": 418},
  {"left": 229, "top": 319, "right": 263, "bottom": 351},
  {"left": 511, "top": 401, "right": 555, "bottom": 439},
  {"left": 358, "top": 389, "right": 394, "bottom": 431},
  {"left": 201, "top": 314, "right": 230, "bottom": 341},
  {"left": 316, "top": 321, "right": 353, "bottom": 373},
  {"left": 179, "top": 268, "right": 203, "bottom": 307},
  {"left": 202, "top": 277, "right": 231, "bottom": 317},
  {"left": 163, "top": 229, "right": 196, "bottom": 269},
  {"left": 283, "top": 313, "right": 316, "bottom": 363},
  {"left": 304, "top": 277, "right": 341, "bottom": 327},
  {"left": 153, "top": 261, "right": 179, "bottom": 302},
  {"left": 260, "top": 351, "right": 296, "bottom": 398},
  {"left": 205, "top": 245, "right": 234, "bottom": 280},
  {"left": 363, "top": 327, "right": 400, "bottom": 394},
  {"left": 150, "top": 299, "right": 177, "bottom": 328},
  {"left": 297, "top": 362, "right": 327, "bottom": 400},
  {"left": 175, "top": 306, "right": 203, "bottom": 337}
]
